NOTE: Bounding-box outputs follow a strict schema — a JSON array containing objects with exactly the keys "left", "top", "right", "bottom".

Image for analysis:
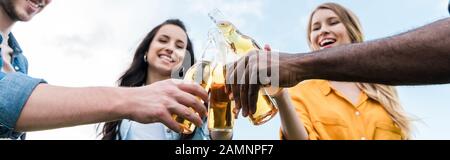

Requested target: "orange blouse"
[{"left": 284, "top": 80, "right": 403, "bottom": 140}]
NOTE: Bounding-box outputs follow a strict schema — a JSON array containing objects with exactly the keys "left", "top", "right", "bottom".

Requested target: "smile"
[
  {"left": 319, "top": 38, "right": 336, "bottom": 49},
  {"left": 158, "top": 54, "right": 176, "bottom": 63},
  {"left": 26, "top": 0, "right": 45, "bottom": 9}
]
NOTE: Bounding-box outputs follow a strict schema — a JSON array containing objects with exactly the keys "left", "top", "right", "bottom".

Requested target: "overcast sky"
[{"left": 13, "top": 0, "right": 450, "bottom": 140}]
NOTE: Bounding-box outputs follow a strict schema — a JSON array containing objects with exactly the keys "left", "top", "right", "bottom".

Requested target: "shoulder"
[{"left": 288, "top": 80, "right": 328, "bottom": 95}]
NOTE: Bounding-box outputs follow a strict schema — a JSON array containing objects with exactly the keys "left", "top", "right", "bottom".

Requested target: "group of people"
[{"left": 1, "top": 0, "right": 449, "bottom": 140}]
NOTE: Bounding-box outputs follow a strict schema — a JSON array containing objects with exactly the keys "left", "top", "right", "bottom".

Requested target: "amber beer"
[
  {"left": 209, "top": 9, "right": 278, "bottom": 125},
  {"left": 172, "top": 61, "right": 213, "bottom": 134},
  {"left": 208, "top": 64, "right": 234, "bottom": 140}
]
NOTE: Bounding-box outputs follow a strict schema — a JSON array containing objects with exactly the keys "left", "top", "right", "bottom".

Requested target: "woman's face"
[
  {"left": 146, "top": 24, "right": 188, "bottom": 76},
  {"left": 310, "top": 9, "right": 352, "bottom": 50}
]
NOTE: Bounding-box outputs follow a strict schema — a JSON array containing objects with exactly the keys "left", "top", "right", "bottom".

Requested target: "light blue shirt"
[
  {"left": 0, "top": 33, "right": 46, "bottom": 139},
  {"left": 119, "top": 118, "right": 210, "bottom": 140}
]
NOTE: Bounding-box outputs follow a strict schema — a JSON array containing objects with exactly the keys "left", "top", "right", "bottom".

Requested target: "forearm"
[
  {"left": 293, "top": 18, "right": 450, "bottom": 85},
  {"left": 273, "top": 90, "right": 308, "bottom": 140},
  {"left": 15, "top": 84, "right": 128, "bottom": 132}
]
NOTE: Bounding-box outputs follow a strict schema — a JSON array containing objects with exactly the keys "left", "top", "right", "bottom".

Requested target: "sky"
[{"left": 13, "top": 0, "right": 450, "bottom": 140}]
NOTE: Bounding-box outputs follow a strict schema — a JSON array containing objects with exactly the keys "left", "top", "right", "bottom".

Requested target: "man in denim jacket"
[{"left": 0, "top": 0, "right": 208, "bottom": 139}]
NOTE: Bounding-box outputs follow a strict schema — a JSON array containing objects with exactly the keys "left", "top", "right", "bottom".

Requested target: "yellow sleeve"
[{"left": 288, "top": 89, "right": 319, "bottom": 140}]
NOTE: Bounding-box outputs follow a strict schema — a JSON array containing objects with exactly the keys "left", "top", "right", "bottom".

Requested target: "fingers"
[
  {"left": 228, "top": 62, "right": 241, "bottom": 112},
  {"left": 169, "top": 103, "right": 203, "bottom": 127},
  {"left": 174, "top": 85, "right": 208, "bottom": 118},
  {"left": 248, "top": 62, "right": 260, "bottom": 115},
  {"left": 176, "top": 80, "right": 209, "bottom": 106},
  {"left": 225, "top": 63, "right": 234, "bottom": 95},
  {"left": 235, "top": 55, "right": 250, "bottom": 117},
  {"left": 239, "top": 72, "right": 249, "bottom": 117},
  {"left": 159, "top": 111, "right": 183, "bottom": 133},
  {"left": 226, "top": 63, "right": 243, "bottom": 119},
  {"left": 233, "top": 105, "right": 241, "bottom": 119}
]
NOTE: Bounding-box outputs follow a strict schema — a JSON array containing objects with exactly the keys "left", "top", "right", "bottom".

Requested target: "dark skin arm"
[{"left": 227, "top": 17, "right": 450, "bottom": 117}]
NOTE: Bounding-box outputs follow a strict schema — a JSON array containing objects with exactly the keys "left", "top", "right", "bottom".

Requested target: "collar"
[
  {"left": 316, "top": 80, "right": 369, "bottom": 107},
  {"left": 317, "top": 80, "right": 332, "bottom": 96},
  {"left": 0, "top": 33, "right": 23, "bottom": 54}
]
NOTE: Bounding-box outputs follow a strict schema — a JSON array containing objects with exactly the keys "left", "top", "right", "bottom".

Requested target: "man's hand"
[
  {"left": 125, "top": 79, "right": 208, "bottom": 133},
  {"left": 226, "top": 46, "right": 300, "bottom": 118}
]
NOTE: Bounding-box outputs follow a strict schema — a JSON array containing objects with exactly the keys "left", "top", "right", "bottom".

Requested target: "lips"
[
  {"left": 26, "top": 0, "right": 44, "bottom": 9},
  {"left": 158, "top": 53, "right": 176, "bottom": 63},
  {"left": 319, "top": 38, "right": 336, "bottom": 49},
  {"left": 25, "top": 0, "right": 44, "bottom": 14}
]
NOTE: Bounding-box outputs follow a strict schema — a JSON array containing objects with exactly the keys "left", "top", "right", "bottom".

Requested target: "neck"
[
  {"left": 330, "top": 81, "right": 359, "bottom": 88},
  {"left": 146, "top": 68, "right": 170, "bottom": 85},
  {"left": 0, "top": 7, "right": 15, "bottom": 35}
]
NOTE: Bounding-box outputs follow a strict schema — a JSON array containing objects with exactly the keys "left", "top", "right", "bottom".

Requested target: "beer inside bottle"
[
  {"left": 208, "top": 64, "right": 234, "bottom": 140},
  {"left": 210, "top": 11, "right": 279, "bottom": 125},
  {"left": 173, "top": 61, "right": 213, "bottom": 134}
]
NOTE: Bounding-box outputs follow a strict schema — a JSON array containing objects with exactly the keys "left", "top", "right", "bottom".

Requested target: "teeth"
[
  {"left": 27, "top": 0, "right": 44, "bottom": 8},
  {"left": 160, "top": 55, "right": 174, "bottom": 62},
  {"left": 320, "top": 39, "right": 336, "bottom": 47}
]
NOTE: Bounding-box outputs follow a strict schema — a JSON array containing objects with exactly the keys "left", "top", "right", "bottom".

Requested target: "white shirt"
[
  {"left": 1, "top": 33, "right": 14, "bottom": 73},
  {"left": 119, "top": 120, "right": 168, "bottom": 140}
]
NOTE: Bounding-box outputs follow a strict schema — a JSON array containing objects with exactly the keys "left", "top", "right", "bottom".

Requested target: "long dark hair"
[{"left": 101, "top": 19, "right": 196, "bottom": 140}]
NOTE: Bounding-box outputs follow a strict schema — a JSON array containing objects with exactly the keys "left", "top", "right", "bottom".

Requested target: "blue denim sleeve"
[{"left": 0, "top": 72, "right": 46, "bottom": 139}]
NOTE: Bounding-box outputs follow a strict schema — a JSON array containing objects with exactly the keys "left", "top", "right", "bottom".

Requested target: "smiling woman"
[
  {"left": 100, "top": 19, "right": 211, "bottom": 140},
  {"left": 273, "top": 2, "right": 412, "bottom": 140}
]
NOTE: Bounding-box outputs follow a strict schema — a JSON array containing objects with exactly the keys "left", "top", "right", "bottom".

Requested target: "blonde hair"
[{"left": 307, "top": 3, "right": 411, "bottom": 139}]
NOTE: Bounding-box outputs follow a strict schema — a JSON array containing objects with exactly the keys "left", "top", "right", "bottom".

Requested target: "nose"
[
  {"left": 164, "top": 43, "right": 175, "bottom": 55},
  {"left": 319, "top": 25, "right": 331, "bottom": 37}
]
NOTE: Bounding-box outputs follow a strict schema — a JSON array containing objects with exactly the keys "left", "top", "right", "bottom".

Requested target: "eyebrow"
[
  {"left": 159, "top": 35, "right": 170, "bottom": 39},
  {"left": 327, "top": 17, "right": 340, "bottom": 21},
  {"left": 312, "top": 16, "right": 340, "bottom": 25},
  {"left": 159, "top": 35, "right": 186, "bottom": 47}
]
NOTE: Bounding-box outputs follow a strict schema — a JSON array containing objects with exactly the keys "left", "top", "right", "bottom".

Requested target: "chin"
[
  {"left": 17, "top": 13, "right": 34, "bottom": 21},
  {"left": 19, "top": 17, "right": 33, "bottom": 22},
  {"left": 155, "top": 65, "right": 176, "bottom": 74}
]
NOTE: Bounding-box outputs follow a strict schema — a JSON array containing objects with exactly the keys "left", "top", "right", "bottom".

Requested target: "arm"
[
  {"left": 228, "top": 18, "right": 450, "bottom": 116},
  {"left": 16, "top": 84, "right": 125, "bottom": 131},
  {"left": 272, "top": 89, "right": 308, "bottom": 140},
  {"left": 294, "top": 17, "right": 450, "bottom": 85},
  {"left": 15, "top": 79, "right": 208, "bottom": 133}
]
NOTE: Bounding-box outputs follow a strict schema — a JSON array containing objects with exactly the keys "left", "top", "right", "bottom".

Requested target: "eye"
[
  {"left": 176, "top": 41, "right": 185, "bottom": 49},
  {"left": 159, "top": 38, "right": 168, "bottom": 43},
  {"left": 312, "top": 25, "right": 320, "bottom": 31},
  {"left": 330, "top": 19, "right": 340, "bottom": 26}
]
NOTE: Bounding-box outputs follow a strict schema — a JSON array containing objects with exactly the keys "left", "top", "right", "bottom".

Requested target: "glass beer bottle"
[
  {"left": 208, "top": 63, "right": 235, "bottom": 140},
  {"left": 208, "top": 9, "right": 278, "bottom": 125},
  {"left": 173, "top": 61, "right": 214, "bottom": 134}
]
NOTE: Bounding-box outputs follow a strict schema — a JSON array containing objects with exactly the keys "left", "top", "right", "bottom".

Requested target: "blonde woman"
[{"left": 272, "top": 3, "right": 411, "bottom": 140}]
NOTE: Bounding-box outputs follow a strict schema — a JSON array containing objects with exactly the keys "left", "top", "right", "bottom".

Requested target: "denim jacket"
[
  {"left": 119, "top": 118, "right": 210, "bottom": 140},
  {"left": 0, "top": 33, "right": 46, "bottom": 139}
]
